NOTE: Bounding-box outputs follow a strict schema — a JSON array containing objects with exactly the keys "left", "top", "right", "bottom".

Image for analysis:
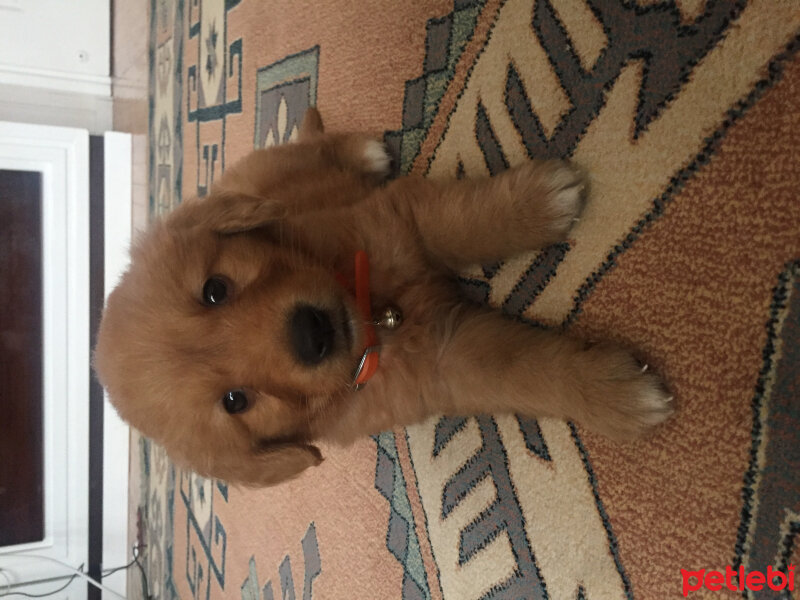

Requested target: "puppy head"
[{"left": 95, "top": 173, "right": 363, "bottom": 487}]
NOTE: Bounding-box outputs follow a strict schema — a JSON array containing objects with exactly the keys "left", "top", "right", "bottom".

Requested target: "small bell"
[{"left": 374, "top": 305, "right": 403, "bottom": 330}]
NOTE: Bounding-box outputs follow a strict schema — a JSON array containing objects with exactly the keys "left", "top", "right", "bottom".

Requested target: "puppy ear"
[
  {"left": 167, "top": 191, "right": 286, "bottom": 235},
  {"left": 298, "top": 107, "right": 324, "bottom": 141},
  {"left": 166, "top": 110, "right": 327, "bottom": 234},
  {"left": 206, "top": 442, "right": 323, "bottom": 487},
  {"left": 242, "top": 442, "right": 323, "bottom": 487}
]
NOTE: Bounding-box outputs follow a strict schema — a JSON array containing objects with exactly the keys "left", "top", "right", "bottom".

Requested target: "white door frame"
[
  {"left": 101, "top": 131, "right": 132, "bottom": 599},
  {"left": 0, "top": 122, "right": 90, "bottom": 590},
  {"left": 0, "top": 124, "right": 132, "bottom": 599}
]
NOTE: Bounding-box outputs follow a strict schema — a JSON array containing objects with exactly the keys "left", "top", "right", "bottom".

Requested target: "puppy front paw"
[
  {"left": 540, "top": 160, "right": 587, "bottom": 241},
  {"left": 613, "top": 371, "right": 674, "bottom": 437},
  {"left": 579, "top": 347, "right": 673, "bottom": 441},
  {"left": 502, "top": 159, "right": 587, "bottom": 248},
  {"left": 326, "top": 135, "right": 393, "bottom": 181}
]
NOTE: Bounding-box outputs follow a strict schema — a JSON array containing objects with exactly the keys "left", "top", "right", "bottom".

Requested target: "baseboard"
[
  {"left": 0, "top": 64, "right": 111, "bottom": 96},
  {"left": 0, "top": 83, "right": 113, "bottom": 133}
]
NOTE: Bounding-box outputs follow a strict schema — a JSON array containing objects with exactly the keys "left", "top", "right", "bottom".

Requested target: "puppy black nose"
[{"left": 289, "top": 305, "right": 335, "bottom": 366}]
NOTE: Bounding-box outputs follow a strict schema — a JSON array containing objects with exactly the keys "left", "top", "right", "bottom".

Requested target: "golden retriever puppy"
[{"left": 94, "top": 109, "right": 672, "bottom": 487}]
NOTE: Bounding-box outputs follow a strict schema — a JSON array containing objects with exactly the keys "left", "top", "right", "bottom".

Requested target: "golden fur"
[{"left": 94, "top": 109, "right": 672, "bottom": 487}]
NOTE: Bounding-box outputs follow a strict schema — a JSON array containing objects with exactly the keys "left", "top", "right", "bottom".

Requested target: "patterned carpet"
[{"left": 141, "top": 1, "right": 800, "bottom": 598}]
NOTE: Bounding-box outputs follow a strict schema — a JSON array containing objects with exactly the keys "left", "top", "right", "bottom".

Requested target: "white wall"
[{"left": 0, "top": 0, "right": 111, "bottom": 96}]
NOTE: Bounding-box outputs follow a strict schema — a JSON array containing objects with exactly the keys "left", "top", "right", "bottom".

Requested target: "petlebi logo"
[{"left": 681, "top": 565, "right": 796, "bottom": 596}]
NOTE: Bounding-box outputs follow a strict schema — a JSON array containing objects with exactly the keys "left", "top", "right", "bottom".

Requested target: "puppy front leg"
[
  {"left": 399, "top": 160, "right": 585, "bottom": 270},
  {"left": 429, "top": 307, "right": 672, "bottom": 440}
]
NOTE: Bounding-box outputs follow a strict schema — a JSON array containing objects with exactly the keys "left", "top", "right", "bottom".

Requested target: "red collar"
[{"left": 338, "top": 250, "right": 380, "bottom": 389}]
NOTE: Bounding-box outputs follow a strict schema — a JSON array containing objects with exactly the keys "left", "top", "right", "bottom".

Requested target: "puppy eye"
[
  {"left": 203, "top": 276, "right": 229, "bottom": 305},
  {"left": 222, "top": 390, "right": 248, "bottom": 414}
]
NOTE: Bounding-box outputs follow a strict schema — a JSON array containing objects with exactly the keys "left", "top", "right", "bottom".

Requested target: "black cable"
[
  {"left": 0, "top": 551, "right": 150, "bottom": 600},
  {"left": 133, "top": 554, "right": 150, "bottom": 600},
  {"left": 99, "top": 546, "right": 151, "bottom": 600},
  {"left": 101, "top": 557, "right": 137, "bottom": 578}
]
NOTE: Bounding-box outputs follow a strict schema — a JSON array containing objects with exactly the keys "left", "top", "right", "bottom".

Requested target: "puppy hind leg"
[
  {"left": 291, "top": 107, "right": 393, "bottom": 180},
  {"left": 324, "top": 134, "right": 393, "bottom": 181},
  {"left": 429, "top": 308, "right": 673, "bottom": 441}
]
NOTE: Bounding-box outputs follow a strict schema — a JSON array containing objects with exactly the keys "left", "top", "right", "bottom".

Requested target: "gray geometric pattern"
[
  {"left": 374, "top": 433, "right": 432, "bottom": 600},
  {"left": 240, "top": 522, "right": 321, "bottom": 600}
]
